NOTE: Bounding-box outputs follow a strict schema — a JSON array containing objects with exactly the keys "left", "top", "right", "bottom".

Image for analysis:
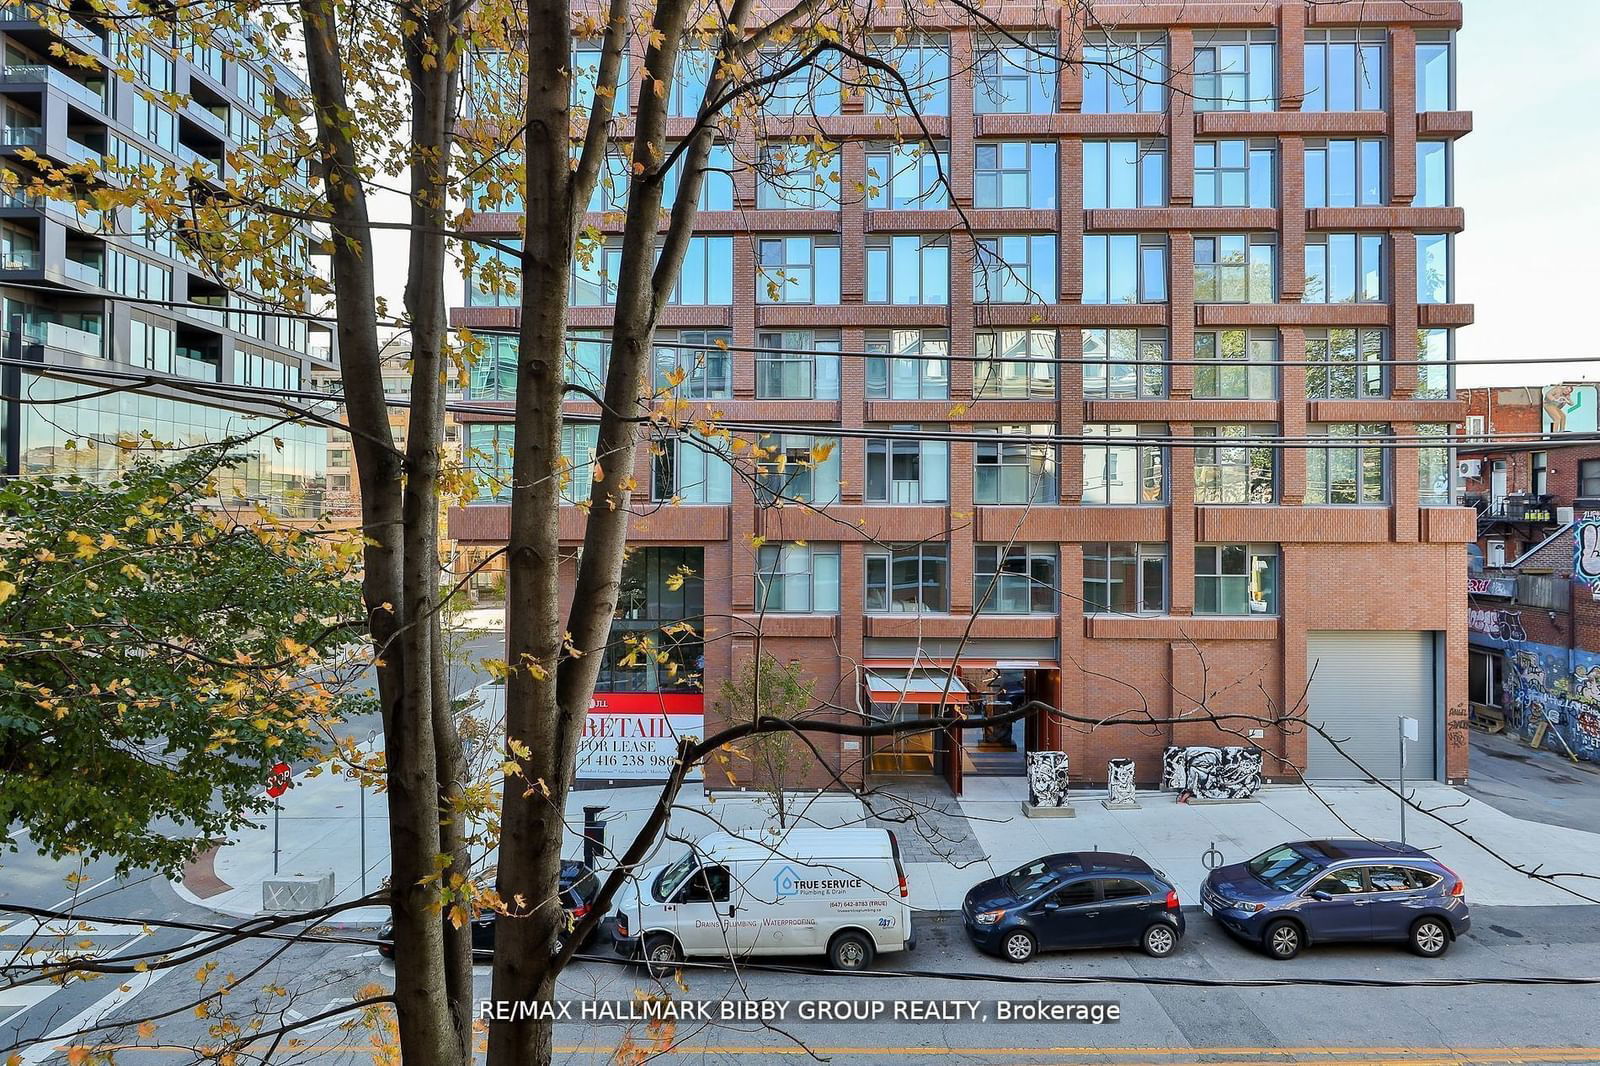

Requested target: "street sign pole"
[
  {"left": 359, "top": 774, "right": 367, "bottom": 896},
  {"left": 265, "top": 761, "right": 292, "bottom": 876},
  {"left": 273, "top": 799, "right": 281, "bottom": 875}
]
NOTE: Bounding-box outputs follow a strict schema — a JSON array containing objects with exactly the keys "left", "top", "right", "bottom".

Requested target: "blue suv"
[{"left": 1201, "top": 840, "right": 1469, "bottom": 961}]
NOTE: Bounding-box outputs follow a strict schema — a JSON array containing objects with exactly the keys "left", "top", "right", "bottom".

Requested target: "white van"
[{"left": 611, "top": 828, "right": 914, "bottom": 971}]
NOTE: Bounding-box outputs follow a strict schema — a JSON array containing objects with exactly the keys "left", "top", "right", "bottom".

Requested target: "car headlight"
[
  {"left": 975, "top": 909, "right": 1006, "bottom": 926},
  {"left": 1231, "top": 900, "right": 1265, "bottom": 913}
]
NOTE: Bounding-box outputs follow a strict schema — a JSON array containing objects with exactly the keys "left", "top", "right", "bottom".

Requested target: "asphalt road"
[{"left": 6, "top": 903, "right": 1600, "bottom": 1064}]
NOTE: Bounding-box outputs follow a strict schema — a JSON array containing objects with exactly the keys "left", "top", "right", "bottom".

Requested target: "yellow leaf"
[{"left": 0, "top": 580, "right": 15, "bottom": 606}]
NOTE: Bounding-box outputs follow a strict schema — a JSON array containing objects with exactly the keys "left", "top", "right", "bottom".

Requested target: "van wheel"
[
  {"left": 1410, "top": 918, "right": 1450, "bottom": 958},
  {"left": 1142, "top": 923, "right": 1179, "bottom": 958},
  {"left": 643, "top": 934, "right": 682, "bottom": 974},
  {"left": 829, "top": 931, "right": 875, "bottom": 971},
  {"left": 1002, "top": 930, "right": 1036, "bottom": 963}
]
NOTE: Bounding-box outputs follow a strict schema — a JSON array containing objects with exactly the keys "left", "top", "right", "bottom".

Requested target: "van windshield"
[{"left": 653, "top": 852, "right": 700, "bottom": 902}]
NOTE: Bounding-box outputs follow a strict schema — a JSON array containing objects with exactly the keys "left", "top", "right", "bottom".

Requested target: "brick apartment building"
[
  {"left": 450, "top": 0, "right": 1475, "bottom": 793},
  {"left": 1459, "top": 384, "right": 1600, "bottom": 763}
]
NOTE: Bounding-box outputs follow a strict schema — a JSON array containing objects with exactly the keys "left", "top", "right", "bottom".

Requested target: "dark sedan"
[
  {"left": 378, "top": 860, "right": 602, "bottom": 960},
  {"left": 1201, "top": 839, "right": 1470, "bottom": 960},
  {"left": 962, "top": 852, "right": 1185, "bottom": 963}
]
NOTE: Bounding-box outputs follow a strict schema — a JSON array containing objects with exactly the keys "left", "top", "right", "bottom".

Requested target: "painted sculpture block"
[
  {"left": 1025, "top": 750, "right": 1070, "bottom": 807},
  {"left": 1160, "top": 745, "right": 1264, "bottom": 799},
  {"left": 1106, "top": 758, "right": 1137, "bottom": 805}
]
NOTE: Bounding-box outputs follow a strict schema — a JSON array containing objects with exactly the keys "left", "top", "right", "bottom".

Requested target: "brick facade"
[{"left": 451, "top": 0, "right": 1475, "bottom": 787}]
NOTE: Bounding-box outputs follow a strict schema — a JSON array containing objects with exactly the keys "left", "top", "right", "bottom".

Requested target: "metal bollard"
[{"left": 582, "top": 805, "right": 608, "bottom": 869}]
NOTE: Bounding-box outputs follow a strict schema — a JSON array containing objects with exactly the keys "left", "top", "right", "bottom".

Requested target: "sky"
[{"left": 366, "top": 2, "right": 1600, "bottom": 389}]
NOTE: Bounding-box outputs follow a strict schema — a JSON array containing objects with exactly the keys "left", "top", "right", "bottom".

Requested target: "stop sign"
[{"left": 265, "top": 762, "right": 292, "bottom": 798}]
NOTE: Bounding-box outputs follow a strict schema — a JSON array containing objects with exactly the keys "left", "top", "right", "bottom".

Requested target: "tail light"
[
  {"left": 1440, "top": 864, "right": 1465, "bottom": 898},
  {"left": 616, "top": 912, "right": 628, "bottom": 936},
  {"left": 898, "top": 872, "right": 909, "bottom": 899},
  {"left": 570, "top": 903, "right": 590, "bottom": 920},
  {"left": 1164, "top": 889, "right": 1179, "bottom": 911}
]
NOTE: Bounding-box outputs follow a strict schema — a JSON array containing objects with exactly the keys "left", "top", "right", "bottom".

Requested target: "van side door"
[{"left": 671, "top": 864, "right": 736, "bottom": 957}]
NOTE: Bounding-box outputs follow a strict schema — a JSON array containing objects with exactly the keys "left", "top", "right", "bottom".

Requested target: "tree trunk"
[{"left": 299, "top": 0, "right": 461, "bottom": 1061}]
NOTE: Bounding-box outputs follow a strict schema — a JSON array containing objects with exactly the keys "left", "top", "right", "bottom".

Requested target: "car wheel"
[
  {"left": 829, "top": 930, "right": 876, "bottom": 971},
  {"left": 643, "top": 934, "right": 682, "bottom": 974},
  {"left": 1001, "top": 930, "right": 1036, "bottom": 964},
  {"left": 1410, "top": 917, "right": 1451, "bottom": 958},
  {"left": 1264, "top": 919, "right": 1302, "bottom": 961},
  {"left": 1142, "top": 923, "right": 1179, "bottom": 958}
]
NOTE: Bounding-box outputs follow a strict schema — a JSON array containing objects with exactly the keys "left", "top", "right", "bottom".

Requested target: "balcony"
[
  {"left": 1, "top": 247, "right": 40, "bottom": 271},
  {"left": 1461, "top": 492, "right": 1560, "bottom": 537},
  {"left": 1, "top": 64, "right": 109, "bottom": 113},
  {"left": 184, "top": 99, "right": 228, "bottom": 135},
  {"left": 1, "top": 124, "right": 41, "bottom": 145},
  {"left": 174, "top": 353, "right": 219, "bottom": 382},
  {"left": 60, "top": 257, "right": 101, "bottom": 286},
  {"left": 26, "top": 320, "right": 103, "bottom": 357}
]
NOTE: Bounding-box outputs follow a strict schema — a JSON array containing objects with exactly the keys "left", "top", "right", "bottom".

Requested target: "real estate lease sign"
[{"left": 576, "top": 692, "right": 704, "bottom": 781}]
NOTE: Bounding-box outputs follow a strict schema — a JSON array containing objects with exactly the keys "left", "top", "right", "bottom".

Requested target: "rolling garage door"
[{"left": 1305, "top": 631, "right": 1438, "bottom": 782}]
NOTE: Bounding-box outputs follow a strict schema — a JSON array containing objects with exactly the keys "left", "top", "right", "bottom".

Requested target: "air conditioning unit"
[
  {"left": 1559, "top": 507, "right": 1575, "bottom": 524},
  {"left": 1457, "top": 459, "right": 1482, "bottom": 479}
]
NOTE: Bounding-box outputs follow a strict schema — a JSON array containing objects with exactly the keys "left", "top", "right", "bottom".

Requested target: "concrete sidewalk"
[{"left": 175, "top": 758, "right": 1600, "bottom": 925}]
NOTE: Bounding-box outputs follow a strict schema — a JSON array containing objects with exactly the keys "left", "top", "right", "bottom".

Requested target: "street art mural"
[
  {"left": 1025, "top": 750, "right": 1070, "bottom": 807},
  {"left": 1468, "top": 607, "right": 1526, "bottom": 643},
  {"left": 1106, "top": 758, "right": 1137, "bottom": 806},
  {"left": 1576, "top": 518, "right": 1600, "bottom": 591},
  {"left": 1472, "top": 630, "right": 1600, "bottom": 763},
  {"left": 1542, "top": 384, "right": 1599, "bottom": 434},
  {"left": 1160, "top": 745, "right": 1264, "bottom": 798}
]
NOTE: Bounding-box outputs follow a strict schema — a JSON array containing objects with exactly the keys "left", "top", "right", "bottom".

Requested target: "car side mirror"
[
  {"left": 1312, "top": 890, "right": 1333, "bottom": 902},
  {"left": 1042, "top": 900, "right": 1060, "bottom": 911}
]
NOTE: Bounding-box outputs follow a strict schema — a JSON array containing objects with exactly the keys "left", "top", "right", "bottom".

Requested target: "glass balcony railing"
[
  {"left": 61, "top": 258, "right": 102, "bottom": 285},
  {"left": 174, "top": 353, "right": 220, "bottom": 381},
  {"left": 1, "top": 124, "right": 41, "bottom": 145},
  {"left": 31, "top": 320, "right": 103, "bottom": 356},
  {"left": 185, "top": 100, "right": 227, "bottom": 134},
  {"left": 187, "top": 304, "right": 227, "bottom": 328},
  {"left": 61, "top": 137, "right": 102, "bottom": 164},
  {"left": 1, "top": 248, "right": 41, "bottom": 270}
]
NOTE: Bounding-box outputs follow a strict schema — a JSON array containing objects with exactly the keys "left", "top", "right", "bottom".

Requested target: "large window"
[
  {"left": 757, "top": 143, "right": 840, "bottom": 209},
  {"left": 973, "top": 235, "right": 1057, "bottom": 304},
  {"left": 1194, "top": 544, "right": 1278, "bottom": 615},
  {"left": 1083, "top": 140, "right": 1166, "bottom": 209},
  {"left": 570, "top": 241, "right": 617, "bottom": 306},
  {"left": 1083, "top": 424, "right": 1165, "bottom": 505},
  {"left": 866, "top": 544, "right": 949, "bottom": 613},
  {"left": 653, "top": 434, "right": 732, "bottom": 503},
  {"left": 756, "top": 330, "right": 840, "bottom": 399},
  {"left": 975, "top": 142, "right": 1059, "bottom": 209},
  {"left": 668, "top": 49, "right": 713, "bottom": 117},
  {"left": 754, "top": 433, "right": 840, "bottom": 505},
  {"left": 468, "top": 240, "right": 521, "bottom": 307},
  {"left": 1083, "top": 328, "right": 1166, "bottom": 399},
  {"left": 757, "top": 236, "right": 841, "bottom": 304},
  {"left": 1417, "top": 423, "right": 1453, "bottom": 505},
  {"left": 975, "top": 544, "right": 1058, "bottom": 614},
  {"left": 1416, "top": 234, "right": 1451, "bottom": 304},
  {"left": 1416, "top": 328, "right": 1452, "bottom": 399},
  {"left": 565, "top": 330, "right": 611, "bottom": 394},
  {"left": 1083, "top": 31, "right": 1168, "bottom": 114},
  {"left": 1303, "top": 29, "right": 1385, "bottom": 112},
  {"left": 670, "top": 238, "right": 734, "bottom": 305},
  {"left": 865, "top": 33, "right": 949, "bottom": 114},
  {"left": 468, "top": 334, "right": 519, "bottom": 400},
  {"left": 1305, "top": 139, "right": 1383, "bottom": 208},
  {"left": 1469, "top": 649, "right": 1502, "bottom": 709},
  {"left": 866, "top": 329, "right": 948, "bottom": 399},
  {"left": 1194, "top": 235, "right": 1275, "bottom": 303},
  {"left": 601, "top": 547, "right": 705, "bottom": 694},
  {"left": 1306, "top": 423, "right": 1389, "bottom": 505},
  {"left": 973, "top": 31, "right": 1058, "bottom": 114},
  {"left": 1582, "top": 461, "right": 1600, "bottom": 500},
  {"left": 866, "top": 143, "right": 948, "bottom": 209},
  {"left": 1193, "top": 31, "right": 1276, "bottom": 112},
  {"left": 1083, "top": 543, "right": 1167, "bottom": 614},
  {"left": 654, "top": 329, "right": 732, "bottom": 400},
  {"left": 1306, "top": 328, "right": 1386, "bottom": 399},
  {"left": 1083, "top": 235, "right": 1166, "bottom": 304},
  {"left": 975, "top": 329, "right": 1056, "bottom": 399},
  {"left": 866, "top": 236, "right": 949, "bottom": 305},
  {"left": 1304, "top": 233, "right": 1384, "bottom": 304},
  {"left": 866, "top": 431, "right": 948, "bottom": 504},
  {"left": 975, "top": 425, "right": 1055, "bottom": 504},
  {"left": 1194, "top": 140, "right": 1274, "bottom": 208},
  {"left": 571, "top": 42, "right": 629, "bottom": 116},
  {"left": 1194, "top": 329, "right": 1276, "bottom": 400},
  {"left": 660, "top": 144, "right": 736, "bottom": 210},
  {"left": 756, "top": 544, "right": 841, "bottom": 613},
  {"left": 465, "top": 423, "right": 517, "bottom": 503},
  {"left": 1416, "top": 33, "right": 1454, "bottom": 112},
  {"left": 761, "top": 50, "right": 842, "bottom": 116},
  {"left": 1194, "top": 425, "right": 1275, "bottom": 504},
  {"left": 1416, "top": 141, "right": 1450, "bottom": 208}
]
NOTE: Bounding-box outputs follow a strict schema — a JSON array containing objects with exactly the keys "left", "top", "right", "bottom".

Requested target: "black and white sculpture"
[
  {"left": 1160, "top": 746, "right": 1186, "bottom": 791},
  {"left": 1216, "top": 746, "right": 1264, "bottom": 799},
  {"left": 1162, "top": 744, "right": 1265, "bottom": 800},
  {"left": 1024, "top": 750, "right": 1072, "bottom": 816},
  {"left": 1182, "top": 746, "right": 1223, "bottom": 796},
  {"left": 1103, "top": 758, "right": 1138, "bottom": 809}
]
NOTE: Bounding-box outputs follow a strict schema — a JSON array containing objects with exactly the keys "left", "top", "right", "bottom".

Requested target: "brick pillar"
[
  {"left": 1278, "top": 1, "right": 1306, "bottom": 111},
  {"left": 1392, "top": 420, "right": 1420, "bottom": 543},
  {"left": 1168, "top": 232, "right": 1195, "bottom": 399},
  {"left": 1061, "top": 139, "right": 1084, "bottom": 301},
  {"left": 1168, "top": 28, "right": 1195, "bottom": 206},
  {"left": 1392, "top": 229, "right": 1418, "bottom": 398},
  {"left": 1057, "top": 544, "right": 1086, "bottom": 759},
  {"left": 1280, "top": 326, "right": 1307, "bottom": 505},
  {"left": 1278, "top": 544, "right": 1309, "bottom": 778},
  {"left": 1168, "top": 425, "right": 1196, "bottom": 616},
  {"left": 1060, "top": 327, "right": 1084, "bottom": 505},
  {"left": 948, "top": 426, "right": 974, "bottom": 616},
  {"left": 840, "top": 326, "right": 866, "bottom": 504},
  {"left": 840, "top": 141, "right": 867, "bottom": 305},
  {"left": 1279, "top": 134, "right": 1306, "bottom": 301},
  {"left": 1389, "top": 26, "right": 1418, "bottom": 206},
  {"left": 949, "top": 31, "right": 976, "bottom": 206}
]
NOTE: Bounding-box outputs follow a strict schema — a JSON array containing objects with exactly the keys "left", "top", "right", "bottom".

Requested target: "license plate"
[{"left": 1201, "top": 899, "right": 1214, "bottom": 917}]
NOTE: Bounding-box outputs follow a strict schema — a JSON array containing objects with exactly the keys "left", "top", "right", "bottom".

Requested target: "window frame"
[
  {"left": 865, "top": 142, "right": 950, "bottom": 209},
  {"left": 1194, "top": 543, "right": 1279, "bottom": 616},
  {"left": 756, "top": 543, "right": 842, "bottom": 614},
  {"left": 865, "top": 329, "right": 950, "bottom": 400},
  {"left": 756, "top": 142, "right": 841, "bottom": 210},
  {"left": 1304, "top": 232, "right": 1385, "bottom": 305},
  {"left": 1306, "top": 422, "right": 1391, "bottom": 505},
  {"left": 1194, "top": 138, "right": 1276, "bottom": 208},
  {"left": 1083, "top": 327, "right": 1167, "bottom": 399},
  {"left": 1303, "top": 28, "right": 1386, "bottom": 113},
  {"left": 755, "top": 330, "right": 841, "bottom": 400},
  {"left": 1192, "top": 30, "right": 1277, "bottom": 113},
  {"left": 1193, "top": 328, "right": 1278, "bottom": 400},
  {"left": 1306, "top": 327, "right": 1387, "bottom": 400},
  {"left": 975, "top": 329, "right": 1057, "bottom": 399},
  {"left": 1416, "top": 32, "right": 1454, "bottom": 112},
  {"left": 1194, "top": 234, "right": 1277, "bottom": 304},
  {"left": 973, "top": 234, "right": 1059, "bottom": 305},
  {"left": 864, "top": 32, "right": 951, "bottom": 115},
  {"left": 1082, "top": 139, "right": 1166, "bottom": 209},
  {"left": 1082, "top": 423, "right": 1167, "bottom": 505},
  {"left": 1305, "top": 138, "right": 1385, "bottom": 208},
  {"left": 1082, "top": 31, "right": 1169, "bottom": 114},
  {"left": 865, "top": 235, "right": 950, "bottom": 305},
  {"left": 1415, "top": 139, "right": 1450, "bottom": 208},
  {"left": 974, "top": 424, "right": 1056, "bottom": 505},
  {"left": 756, "top": 235, "right": 842, "bottom": 305},
  {"left": 865, "top": 543, "right": 951, "bottom": 614},
  {"left": 753, "top": 432, "right": 841, "bottom": 506},
  {"left": 865, "top": 430, "right": 950, "bottom": 504},
  {"left": 654, "top": 329, "right": 732, "bottom": 401},
  {"left": 1083, "top": 234, "right": 1168, "bottom": 305},
  {"left": 1082, "top": 542, "right": 1168, "bottom": 615},
  {"left": 973, "top": 30, "right": 1060, "bottom": 114},
  {"left": 974, "top": 543, "right": 1059, "bottom": 615},
  {"left": 1416, "top": 233, "right": 1451, "bottom": 304},
  {"left": 1194, "top": 424, "right": 1277, "bottom": 505},
  {"left": 652, "top": 433, "right": 734, "bottom": 504},
  {"left": 975, "top": 140, "right": 1061, "bottom": 210}
]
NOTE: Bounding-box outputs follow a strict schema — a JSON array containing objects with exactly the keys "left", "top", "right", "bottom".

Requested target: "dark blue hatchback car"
[
  {"left": 1201, "top": 840, "right": 1469, "bottom": 961},
  {"left": 963, "top": 852, "right": 1185, "bottom": 963}
]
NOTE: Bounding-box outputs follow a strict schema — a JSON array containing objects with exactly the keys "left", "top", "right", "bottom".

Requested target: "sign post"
[
  {"left": 266, "top": 762, "right": 292, "bottom": 875},
  {"left": 1398, "top": 717, "right": 1418, "bottom": 843}
]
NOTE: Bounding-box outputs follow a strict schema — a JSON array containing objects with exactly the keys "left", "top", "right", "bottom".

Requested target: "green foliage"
[
  {"left": 714, "top": 654, "right": 815, "bottom": 825},
  {"left": 0, "top": 446, "right": 369, "bottom": 875}
]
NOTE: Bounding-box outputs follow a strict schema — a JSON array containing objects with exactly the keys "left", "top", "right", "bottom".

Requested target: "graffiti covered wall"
[{"left": 1471, "top": 629, "right": 1600, "bottom": 762}]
